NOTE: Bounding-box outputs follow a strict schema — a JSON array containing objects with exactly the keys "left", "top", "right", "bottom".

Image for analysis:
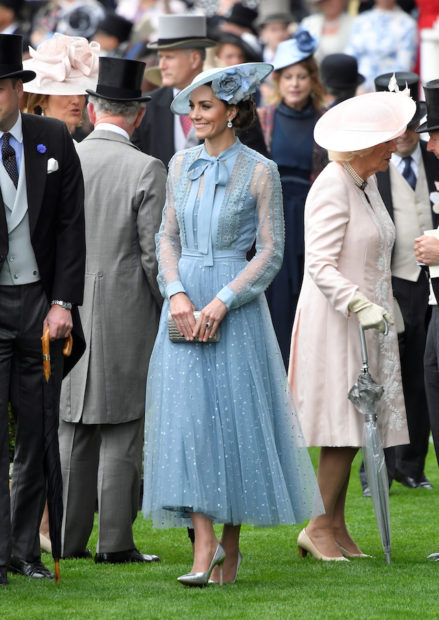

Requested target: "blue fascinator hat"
[
  {"left": 171, "top": 62, "right": 273, "bottom": 115},
  {"left": 272, "top": 27, "right": 317, "bottom": 71}
]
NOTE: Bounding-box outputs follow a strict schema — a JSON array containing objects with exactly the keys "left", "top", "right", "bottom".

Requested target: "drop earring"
[{"left": 227, "top": 119, "right": 233, "bottom": 128}]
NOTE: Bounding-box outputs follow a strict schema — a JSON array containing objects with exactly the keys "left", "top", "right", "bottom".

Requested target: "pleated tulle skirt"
[{"left": 143, "top": 256, "right": 322, "bottom": 528}]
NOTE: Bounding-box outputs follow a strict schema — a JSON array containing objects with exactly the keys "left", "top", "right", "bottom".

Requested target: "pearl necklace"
[{"left": 343, "top": 162, "right": 367, "bottom": 191}]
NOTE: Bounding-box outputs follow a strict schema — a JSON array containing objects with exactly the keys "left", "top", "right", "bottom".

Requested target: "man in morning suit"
[
  {"left": 132, "top": 14, "right": 215, "bottom": 168},
  {"left": 412, "top": 79, "right": 439, "bottom": 561},
  {"left": 59, "top": 57, "right": 166, "bottom": 564},
  {"left": 373, "top": 73, "right": 438, "bottom": 491},
  {"left": 0, "top": 34, "right": 85, "bottom": 585}
]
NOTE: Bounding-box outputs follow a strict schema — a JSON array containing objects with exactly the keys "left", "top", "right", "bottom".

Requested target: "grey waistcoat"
[{"left": 0, "top": 151, "right": 40, "bottom": 285}]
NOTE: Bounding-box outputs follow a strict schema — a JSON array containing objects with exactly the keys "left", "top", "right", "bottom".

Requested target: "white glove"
[{"left": 348, "top": 291, "right": 394, "bottom": 333}]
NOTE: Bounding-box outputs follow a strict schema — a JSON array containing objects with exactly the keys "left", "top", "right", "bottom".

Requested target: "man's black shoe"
[
  {"left": 417, "top": 473, "right": 433, "bottom": 489},
  {"left": 395, "top": 471, "right": 433, "bottom": 489},
  {"left": 94, "top": 548, "right": 160, "bottom": 564},
  {"left": 0, "top": 566, "right": 8, "bottom": 585},
  {"left": 8, "top": 557, "right": 54, "bottom": 579},
  {"left": 62, "top": 548, "right": 92, "bottom": 560}
]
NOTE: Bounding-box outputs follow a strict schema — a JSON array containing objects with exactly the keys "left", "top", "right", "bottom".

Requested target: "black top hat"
[
  {"left": 416, "top": 79, "right": 439, "bottom": 133},
  {"left": 86, "top": 57, "right": 151, "bottom": 102},
  {"left": 375, "top": 72, "right": 426, "bottom": 127},
  {"left": 0, "top": 34, "right": 35, "bottom": 83},
  {"left": 0, "top": 0, "right": 23, "bottom": 16},
  {"left": 320, "top": 54, "right": 365, "bottom": 90},
  {"left": 96, "top": 12, "right": 133, "bottom": 43},
  {"left": 224, "top": 3, "right": 258, "bottom": 35},
  {"left": 213, "top": 31, "right": 262, "bottom": 63}
]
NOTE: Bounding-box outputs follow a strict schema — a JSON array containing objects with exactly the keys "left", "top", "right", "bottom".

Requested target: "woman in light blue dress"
[{"left": 143, "top": 63, "right": 322, "bottom": 587}]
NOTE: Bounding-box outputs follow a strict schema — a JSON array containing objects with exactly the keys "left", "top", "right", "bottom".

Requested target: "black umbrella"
[
  {"left": 348, "top": 323, "right": 391, "bottom": 564},
  {"left": 41, "top": 328, "right": 73, "bottom": 583}
]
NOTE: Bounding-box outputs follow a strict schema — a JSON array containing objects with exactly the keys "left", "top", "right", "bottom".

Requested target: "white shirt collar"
[
  {"left": 0, "top": 113, "right": 23, "bottom": 143},
  {"left": 391, "top": 142, "right": 421, "bottom": 168},
  {"left": 94, "top": 122, "right": 129, "bottom": 141}
]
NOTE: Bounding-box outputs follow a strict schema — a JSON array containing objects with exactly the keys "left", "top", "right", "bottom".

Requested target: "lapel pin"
[{"left": 37, "top": 144, "right": 47, "bottom": 154}]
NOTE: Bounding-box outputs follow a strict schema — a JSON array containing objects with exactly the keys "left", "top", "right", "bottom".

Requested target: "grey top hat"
[{"left": 147, "top": 15, "right": 216, "bottom": 50}]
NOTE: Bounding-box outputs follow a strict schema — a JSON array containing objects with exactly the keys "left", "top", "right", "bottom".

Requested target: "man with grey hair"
[
  {"left": 132, "top": 14, "right": 216, "bottom": 167},
  {"left": 59, "top": 57, "right": 167, "bottom": 564}
]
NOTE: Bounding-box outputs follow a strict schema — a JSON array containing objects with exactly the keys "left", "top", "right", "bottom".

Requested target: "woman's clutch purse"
[{"left": 167, "top": 311, "right": 221, "bottom": 343}]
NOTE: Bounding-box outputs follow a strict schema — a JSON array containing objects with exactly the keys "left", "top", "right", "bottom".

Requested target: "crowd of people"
[{"left": 1, "top": 0, "right": 439, "bottom": 590}]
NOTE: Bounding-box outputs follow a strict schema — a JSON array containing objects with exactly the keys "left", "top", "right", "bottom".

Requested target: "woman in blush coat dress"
[{"left": 289, "top": 92, "right": 414, "bottom": 561}]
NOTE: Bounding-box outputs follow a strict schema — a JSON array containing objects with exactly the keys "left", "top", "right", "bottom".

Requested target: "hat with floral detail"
[
  {"left": 272, "top": 27, "right": 317, "bottom": 71},
  {"left": 171, "top": 62, "right": 273, "bottom": 115}
]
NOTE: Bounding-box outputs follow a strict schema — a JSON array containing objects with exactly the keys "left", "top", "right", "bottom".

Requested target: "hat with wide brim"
[
  {"left": 171, "top": 62, "right": 273, "bottom": 115},
  {"left": 86, "top": 56, "right": 151, "bottom": 102},
  {"left": 416, "top": 79, "right": 439, "bottom": 133},
  {"left": 0, "top": 34, "right": 35, "bottom": 83},
  {"left": 23, "top": 34, "right": 99, "bottom": 96},
  {"left": 314, "top": 91, "right": 417, "bottom": 152},
  {"left": 272, "top": 28, "right": 318, "bottom": 71},
  {"left": 375, "top": 72, "right": 426, "bottom": 127},
  {"left": 148, "top": 15, "right": 216, "bottom": 50}
]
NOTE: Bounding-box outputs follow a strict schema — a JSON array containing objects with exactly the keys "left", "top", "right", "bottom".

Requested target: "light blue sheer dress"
[{"left": 143, "top": 139, "right": 322, "bottom": 528}]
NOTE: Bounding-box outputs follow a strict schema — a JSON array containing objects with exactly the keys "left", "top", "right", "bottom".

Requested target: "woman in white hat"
[
  {"left": 289, "top": 92, "right": 414, "bottom": 560},
  {"left": 23, "top": 33, "right": 100, "bottom": 136},
  {"left": 143, "top": 62, "right": 323, "bottom": 586},
  {"left": 20, "top": 33, "right": 99, "bottom": 553},
  {"left": 257, "top": 28, "right": 325, "bottom": 370}
]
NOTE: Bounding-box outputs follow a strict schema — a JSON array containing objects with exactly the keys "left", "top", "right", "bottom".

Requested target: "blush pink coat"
[{"left": 288, "top": 162, "right": 409, "bottom": 448}]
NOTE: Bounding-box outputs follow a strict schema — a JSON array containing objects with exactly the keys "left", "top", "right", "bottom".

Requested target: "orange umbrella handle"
[
  {"left": 42, "top": 329, "right": 73, "bottom": 382},
  {"left": 63, "top": 334, "right": 73, "bottom": 357},
  {"left": 42, "top": 326, "right": 51, "bottom": 383}
]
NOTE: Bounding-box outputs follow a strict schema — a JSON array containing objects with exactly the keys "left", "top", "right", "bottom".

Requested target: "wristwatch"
[{"left": 51, "top": 300, "right": 72, "bottom": 311}]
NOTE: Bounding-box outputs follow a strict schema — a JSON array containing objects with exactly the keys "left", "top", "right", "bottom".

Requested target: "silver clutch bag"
[{"left": 167, "top": 311, "right": 221, "bottom": 343}]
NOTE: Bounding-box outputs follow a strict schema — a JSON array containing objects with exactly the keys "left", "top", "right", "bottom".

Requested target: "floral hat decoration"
[
  {"left": 272, "top": 27, "right": 317, "bottom": 71},
  {"left": 171, "top": 62, "right": 273, "bottom": 115},
  {"left": 23, "top": 33, "right": 100, "bottom": 96}
]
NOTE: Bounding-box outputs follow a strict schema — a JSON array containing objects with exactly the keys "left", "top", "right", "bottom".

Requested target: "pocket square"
[{"left": 47, "top": 158, "right": 59, "bottom": 174}]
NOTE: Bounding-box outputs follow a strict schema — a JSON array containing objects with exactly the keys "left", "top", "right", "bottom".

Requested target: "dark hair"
[
  {"left": 228, "top": 97, "right": 256, "bottom": 131},
  {"left": 204, "top": 81, "right": 256, "bottom": 131}
]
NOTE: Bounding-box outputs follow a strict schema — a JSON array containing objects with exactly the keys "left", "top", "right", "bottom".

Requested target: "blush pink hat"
[
  {"left": 23, "top": 34, "right": 100, "bottom": 96},
  {"left": 314, "top": 91, "right": 416, "bottom": 152}
]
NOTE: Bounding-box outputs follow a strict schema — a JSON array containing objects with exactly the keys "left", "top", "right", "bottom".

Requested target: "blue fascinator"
[
  {"left": 171, "top": 62, "right": 273, "bottom": 115},
  {"left": 272, "top": 27, "right": 317, "bottom": 71}
]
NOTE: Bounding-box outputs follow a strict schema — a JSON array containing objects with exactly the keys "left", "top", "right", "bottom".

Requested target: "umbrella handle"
[
  {"left": 359, "top": 325, "right": 368, "bottom": 372},
  {"left": 359, "top": 318, "right": 390, "bottom": 371}
]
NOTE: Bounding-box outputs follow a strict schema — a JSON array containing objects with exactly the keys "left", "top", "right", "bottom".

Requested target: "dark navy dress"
[{"left": 265, "top": 100, "right": 318, "bottom": 368}]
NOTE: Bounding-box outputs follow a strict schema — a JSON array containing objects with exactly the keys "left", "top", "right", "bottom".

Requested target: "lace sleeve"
[
  {"left": 216, "top": 159, "right": 284, "bottom": 309},
  {"left": 156, "top": 154, "right": 185, "bottom": 299}
]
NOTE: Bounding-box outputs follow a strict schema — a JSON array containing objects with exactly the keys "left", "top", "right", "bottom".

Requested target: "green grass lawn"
[{"left": 2, "top": 447, "right": 439, "bottom": 620}]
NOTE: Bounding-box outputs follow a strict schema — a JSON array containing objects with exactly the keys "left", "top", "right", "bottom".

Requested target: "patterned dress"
[{"left": 143, "top": 139, "right": 323, "bottom": 528}]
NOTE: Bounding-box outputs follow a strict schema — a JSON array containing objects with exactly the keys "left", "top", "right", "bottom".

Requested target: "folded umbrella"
[
  {"left": 41, "top": 327, "right": 73, "bottom": 583},
  {"left": 348, "top": 324, "right": 391, "bottom": 564}
]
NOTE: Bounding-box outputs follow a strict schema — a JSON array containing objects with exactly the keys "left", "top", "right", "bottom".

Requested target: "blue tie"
[{"left": 402, "top": 156, "right": 416, "bottom": 191}]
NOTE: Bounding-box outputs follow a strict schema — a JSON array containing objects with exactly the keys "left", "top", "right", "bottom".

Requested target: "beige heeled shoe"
[
  {"left": 297, "top": 529, "right": 349, "bottom": 562},
  {"left": 337, "top": 543, "right": 372, "bottom": 559}
]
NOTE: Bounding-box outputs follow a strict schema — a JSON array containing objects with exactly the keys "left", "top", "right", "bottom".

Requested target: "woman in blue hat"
[
  {"left": 142, "top": 62, "right": 323, "bottom": 587},
  {"left": 258, "top": 28, "right": 325, "bottom": 369}
]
